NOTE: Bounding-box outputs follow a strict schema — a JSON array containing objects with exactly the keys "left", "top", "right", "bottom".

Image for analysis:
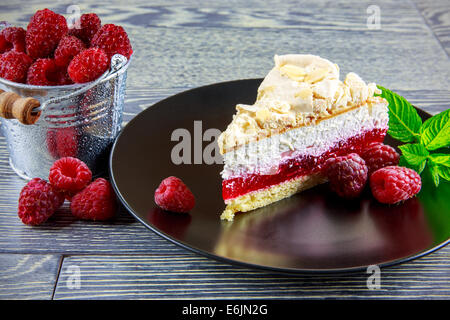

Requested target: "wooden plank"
[
  {"left": 413, "top": 0, "right": 450, "bottom": 56},
  {"left": 0, "top": 254, "right": 61, "bottom": 300},
  {"left": 1, "top": 0, "right": 449, "bottom": 91},
  {"left": 4, "top": 0, "right": 426, "bottom": 32},
  {"left": 53, "top": 247, "right": 450, "bottom": 300},
  {"left": 395, "top": 90, "right": 450, "bottom": 115},
  {"left": 117, "top": 25, "right": 450, "bottom": 92},
  {"left": 123, "top": 87, "right": 450, "bottom": 122},
  {"left": 0, "top": 195, "right": 184, "bottom": 255}
]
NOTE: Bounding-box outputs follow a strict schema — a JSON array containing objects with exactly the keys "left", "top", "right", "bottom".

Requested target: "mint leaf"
[
  {"left": 376, "top": 86, "right": 422, "bottom": 143},
  {"left": 398, "top": 143, "right": 429, "bottom": 169},
  {"left": 420, "top": 108, "right": 450, "bottom": 150},
  {"left": 437, "top": 166, "right": 450, "bottom": 181},
  {"left": 428, "top": 153, "right": 450, "bottom": 167},
  {"left": 427, "top": 161, "right": 441, "bottom": 187},
  {"left": 399, "top": 155, "right": 427, "bottom": 174},
  {"left": 428, "top": 153, "right": 450, "bottom": 183}
]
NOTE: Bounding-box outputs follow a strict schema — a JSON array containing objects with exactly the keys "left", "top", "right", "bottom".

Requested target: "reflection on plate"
[
  {"left": 215, "top": 185, "right": 433, "bottom": 270},
  {"left": 110, "top": 79, "right": 450, "bottom": 273}
]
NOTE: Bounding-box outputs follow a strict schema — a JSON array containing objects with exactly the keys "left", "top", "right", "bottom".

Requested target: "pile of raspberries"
[
  {"left": 324, "top": 142, "right": 422, "bottom": 204},
  {"left": 18, "top": 157, "right": 117, "bottom": 225},
  {"left": 0, "top": 8, "right": 132, "bottom": 85}
]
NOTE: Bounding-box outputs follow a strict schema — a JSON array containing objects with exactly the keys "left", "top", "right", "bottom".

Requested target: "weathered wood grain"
[
  {"left": 1, "top": 0, "right": 449, "bottom": 91},
  {"left": 0, "top": 254, "right": 61, "bottom": 300},
  {"left": 53, "top": 247, "right": 450, "bottom": 300},
  {"left": 413, "top": 0, "right": 450, "bottom": 56},
  {"left": 0, "top": 0, "right": 448, "bottom": 300}
]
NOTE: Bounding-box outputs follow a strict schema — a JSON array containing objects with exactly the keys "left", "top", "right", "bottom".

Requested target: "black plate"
[{"left": 110, "top": 79, "right": 450, "bottom": 274}]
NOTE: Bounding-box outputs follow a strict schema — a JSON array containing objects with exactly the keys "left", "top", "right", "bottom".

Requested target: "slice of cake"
[{"left": 218, "top": 54, "right": 389, "bottom": 221}]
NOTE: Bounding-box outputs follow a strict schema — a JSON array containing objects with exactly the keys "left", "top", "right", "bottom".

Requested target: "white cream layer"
[{"left": 221, "top": 102, "right": 389, "bottom": 180}]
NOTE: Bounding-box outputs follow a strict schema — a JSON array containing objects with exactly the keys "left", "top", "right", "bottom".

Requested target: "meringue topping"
[{"left": 218, "top": 54, "right": 384, "bottom": 154}]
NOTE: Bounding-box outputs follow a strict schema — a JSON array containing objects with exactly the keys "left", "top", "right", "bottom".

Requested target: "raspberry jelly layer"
[{"left": 222, "top": 128, "right": 387, "bottom": 201}]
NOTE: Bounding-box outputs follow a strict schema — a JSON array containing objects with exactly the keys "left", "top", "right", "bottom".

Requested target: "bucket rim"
[{"left": 0, "top": 55, "right": 132, "bottom": 91}]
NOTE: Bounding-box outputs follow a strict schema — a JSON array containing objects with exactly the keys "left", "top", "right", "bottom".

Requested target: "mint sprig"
[{"left": 376, "top": 86, "right": 450, "bottom": 187}]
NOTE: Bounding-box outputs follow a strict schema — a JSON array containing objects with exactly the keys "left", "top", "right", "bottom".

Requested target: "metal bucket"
[{"left": 0, "top": 54, "right": 130, "bottom": 180}]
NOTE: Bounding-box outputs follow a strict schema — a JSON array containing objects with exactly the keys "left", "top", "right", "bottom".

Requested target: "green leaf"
[
  {"left": 427, "top": 162, "right": 441, "bottom": 187},
  {"left": 376, "top": 86, "right": 422, "bottom": 143},
  {"left": 398, "top": 143, "right": 429, "bottom": 167},
  {"left": 420, "top": 108, "right": 450, "bottom": 150},
  {"left": 428, "top": 153, "right": 450, "bottom": 167},
  {"left": 399, "top": 155, "right": 427, "bottom": 174},
  {"left": 401, "top": 157, "right": 426, "bottom": 174},
  {"left": 428, "top": 153, "right": 450, "bottom": 182},
  {"left": 438, "top": 166, "right": 450, "bottom": 181}
]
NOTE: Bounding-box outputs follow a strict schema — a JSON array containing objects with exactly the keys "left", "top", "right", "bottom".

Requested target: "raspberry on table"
[
  {"left": 70, "top": 178, "right": 117, "bottom": 221},
  {"left": 26, "top": 8, "right": 68, "bottom": 59},
  {"left": 0, "top": 51, "right": 32, "bottom": 83},
  {"left": 0, "top": 27, "right": 26, "bottom": 53},
  {"left": 54, "top": 35, "right": 86, "bottom": 67},
  {"left": 325, "top": 153, "right": 368, "bottom": 198},
  {"left": 91, "top": 23, "right": 133, "bottom": 60},
  {"left": 370, "top": 166, "right": 422, "bottom": 204},
  {"left": 26, "top": 58, "right": 59, "bottom": 85},
  {"left": 68, "top": 13, "right": 101, "bottom": 45},
  {"left": 68, "top": 47, "right": 109, "bottom": 83},
  {"left": 49, "top": 157, "right": 92, "bottom": 196},
  {"left": 18, "top": 178, "right": 65, "bottom": 225},
  {"left": 361, "top": 142, "right": 400, "bottom": 174},
  {"left": 154, "top": 176, "right": 196, "bottom": 213}
]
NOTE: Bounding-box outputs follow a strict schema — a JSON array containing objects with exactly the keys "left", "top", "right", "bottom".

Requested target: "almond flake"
[
  {"left": 255, "top": 107, "right": 271, "bottom": 122},
  {"left": 279, "top": 64, "right": 306, "bottom": 81},
  {"left": 305, "top": 68, "right": 328, "bottom": 83},
  {"left": 295, "top": 87, "right": 313, "bottom": 100}
]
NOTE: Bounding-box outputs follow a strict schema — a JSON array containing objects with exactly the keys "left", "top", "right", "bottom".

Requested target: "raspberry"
[
  {"left": 55, "top": 127, "right": 78, "bottom": 157},
  {"left": 18, "top": 178, "right": 64, "bottom": 225},
  {"left": 0, "top": 34, "right": 11, "bottom": 54},
  {"left": 70, "top": 178, "right": 117, "bottom": 221},
  {"left": 361, "top": 142, "right": 400, "bottom": 174},
  {"left": 26, "top": 58, "right": 59, "bottom": 86},
  {"left": 68, "top": 48, "right": 109, "bottom": 83},
  {"left": 0, "top": 51, "right": 32, "bottom": 83},
  {"left": 370, "top": 166, "right": 422, "bottom": 204},
  {"left": 47, "top": 127, "right": 78, "bottom": 159},
  {"left": 49, "top": 157, "right": 92, "bottom": 196},
  {"left": 325, "top": 153, "right": 368, "bottom": 198},
  {"left": 54, "top": 35, "right": 86, "bottom": 67},
  {"left": 154, "top": 176, "right": 195, "bottom": 213},
  {"left": 91, "top": 24, "right": 133, "bottom": 60},
  {"left": 0, "top": 27, "right": 26, "bottom": 53},
  {"left": 68, "top": 13, "right": 101, "bottom": 45},
  {"left": 26, "top": 8, "right": 68, "bottom": 59},
  {"left": 55, "top": 68, "right": 73, "bottom": 85}
]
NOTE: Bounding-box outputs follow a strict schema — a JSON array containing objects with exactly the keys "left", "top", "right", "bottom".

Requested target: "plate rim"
[{"left": 110, "top": 78, "right": 450, "bottom": 275}]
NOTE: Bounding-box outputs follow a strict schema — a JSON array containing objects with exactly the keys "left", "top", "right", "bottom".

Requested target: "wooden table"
[{"left": 0, "top": 0, "right": 449, "bottom": 299}]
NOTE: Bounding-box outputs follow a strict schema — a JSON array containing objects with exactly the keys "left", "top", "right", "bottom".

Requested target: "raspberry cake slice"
[{"left": 218, "top": 54, "right": 389, "bottom": 221}]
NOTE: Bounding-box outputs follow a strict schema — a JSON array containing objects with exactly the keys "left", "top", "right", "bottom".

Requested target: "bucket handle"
[{"left": 0, "top": 54, "right": 128, "bottom": 125}]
